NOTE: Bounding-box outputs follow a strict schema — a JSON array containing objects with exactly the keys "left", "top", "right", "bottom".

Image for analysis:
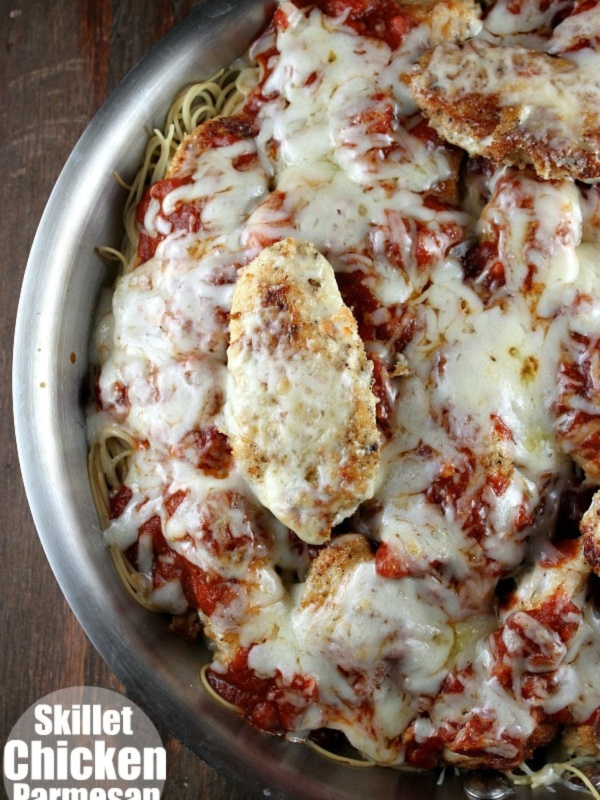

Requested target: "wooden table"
[{"left": 1, "top": 2, "right": 253, "bottom": 797}]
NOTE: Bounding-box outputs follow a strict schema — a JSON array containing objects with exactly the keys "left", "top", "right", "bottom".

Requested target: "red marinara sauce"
[
  {"left": 125, "top": 515, "right": 237, "bottom": 617},
  {"left": 294, "top": 0, "right": 418, "bottom": 49},
  {"left": 205, "top": 647, "right": 318, "bottom": 734}
]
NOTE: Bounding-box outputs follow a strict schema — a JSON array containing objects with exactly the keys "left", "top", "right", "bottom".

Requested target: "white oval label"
[{"left": 3, "top": 686, "right": 166, "bottom": 800}]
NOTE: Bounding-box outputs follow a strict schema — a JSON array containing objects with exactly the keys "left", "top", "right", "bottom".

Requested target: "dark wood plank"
[{"left": 0, "top": 2, "right": 255, "bottom": 797}]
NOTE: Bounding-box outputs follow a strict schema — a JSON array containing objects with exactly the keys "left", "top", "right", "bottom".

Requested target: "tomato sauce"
[
  {"left": 337, "top": 270, "right": 420, "bottom": 351},
  {"left": 136, "top": 177, "right": 194, "bottom": 264},
  {"left": 177, "top": 427, "right": 233, "bottom": 478},
  {"left": 206, "top": 647, "right": 317, "bottom": 733},
  {"left": 134, "top": 515, "right": 237, "bottom": 616},
  {"left": 135, "top": 115, "right": 258, "bottom": 266},
  {"left": 403, "top": 728, "right": 443, "bottom": 769},
  {"left": 370, "top": 357, "right": 394, "bottom": 437},
  {"left": 196, "top": 491, "right": 268, "bottom": 559},
  {"left": 294, "top": 0, "right": 418, "bottom": 49},
  {"left": 375, "top": 542, "right": 410, "bottom": 578},
  {"left": 462, "top": 239, "right": 506, "bottom": 288},
  {"left": 109, "top": 485, "right": 132, "bottom": 519},
  {"left": 164, "top": 489, "right": 188, "bottom": 517},
  {"left": 427, "top": 458, "right": 474, "bottom": 509},
  {"left": 528, "top": 594, "right": 581, "bottom": 644}
]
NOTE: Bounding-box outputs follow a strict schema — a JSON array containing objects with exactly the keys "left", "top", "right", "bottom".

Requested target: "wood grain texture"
[{"left": 0, "top": 2, "right": 254, "bottom": 798}]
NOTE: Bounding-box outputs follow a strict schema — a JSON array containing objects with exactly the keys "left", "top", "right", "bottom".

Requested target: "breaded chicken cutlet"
[
  {"left": 405, "top": 39, "right": 600, "bottom": 182},
  {"left": 223, "top": 238, "right": 380, "bottom": 545}
]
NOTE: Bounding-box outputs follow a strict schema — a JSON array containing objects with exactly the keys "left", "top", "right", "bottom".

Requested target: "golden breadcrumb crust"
[
  {"left": 167, "top": 115, "right": 255, "bottom": 178},
  {"left": 301, "top": 534, "right": 373, "bottom": 609},
  {"left": 405, "top": 40, "right": 600, "bottom": 182},
  {"left": 226, "top": 238, "right": 380, "bottom": 544}
]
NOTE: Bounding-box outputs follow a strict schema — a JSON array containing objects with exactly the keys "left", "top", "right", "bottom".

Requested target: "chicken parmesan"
[
  {"left": 224, "top": 238, "right": 380, "bottom": 545},
  {"left": 404, "top": 38, "right": 600, "bottom": 182},
  {"left": 88, "top": 0, "right": 600, "bottom": 790}
]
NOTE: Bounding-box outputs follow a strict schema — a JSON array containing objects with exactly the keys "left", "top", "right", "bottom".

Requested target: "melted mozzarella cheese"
[
  {"left": 224, "top": 238, "right": 379, "bottom": 544},
  {"left": 246, "top": 1, "right": 464, "bottom": 265},
  {"left": 248, "top": 556, "right": 454, "bottom": 763},
  {"left": 415, "top": 40, "right": 594, "bottom": 126},
  {"left": 257, "top": 3, "right": 417, "bottom": 166},
  {"left": 429, "top": 303, "right": 560, "bottom": 473},
  {"left": 88, "top": 0, "right": 600, "bottom": 772},
  {"left": 484, "top": 0, "right": 571, "bottom": 39},
  {"left": 406, "top": 38, "right": 600, "bottom": 181}
]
